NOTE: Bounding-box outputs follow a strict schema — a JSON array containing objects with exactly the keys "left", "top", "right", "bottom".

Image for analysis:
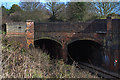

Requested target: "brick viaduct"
[{"left": 4, "top": 17, "right": 120, "bottom": 74}]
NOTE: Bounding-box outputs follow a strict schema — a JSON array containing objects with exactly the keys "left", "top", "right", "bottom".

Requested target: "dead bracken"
[{"left": 2, "top": 38, "right": 99, "bottom": 78}]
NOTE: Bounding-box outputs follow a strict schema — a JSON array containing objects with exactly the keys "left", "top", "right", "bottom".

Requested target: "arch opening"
[
  {"left": 67, "top": 40, "right": 104, "bottom": 66},
  {"left": 34, "top": 39, "right": 62, "bottom": 59}
]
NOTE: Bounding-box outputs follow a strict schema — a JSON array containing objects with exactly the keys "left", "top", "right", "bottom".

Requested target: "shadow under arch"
[
  {"left": 66, "top": 37, "right": 102, "bottom": 46},
  {"left": 67, "top": 39, "right": 104, "bottom": 66},
  {"left": 34, "top": 38, "right": 62, "bottom": 59},
  {"left": 2, "top": 24, "right": 7, "bottom": 34},
  {"left": 34, "top": 37, "right": 62, "bottom": 45}
]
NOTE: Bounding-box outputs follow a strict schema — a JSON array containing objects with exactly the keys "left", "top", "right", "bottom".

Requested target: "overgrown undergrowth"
[{"left": 2, "top": 37, "right": 99, "bottom": 78}]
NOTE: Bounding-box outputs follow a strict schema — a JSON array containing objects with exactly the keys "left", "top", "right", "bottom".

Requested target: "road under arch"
[
  {"left": 34, "top": 39, "right": 62, "bottom": 59},
  {"left": 67, "top": 40, "right": 104, "bottom": 66}
]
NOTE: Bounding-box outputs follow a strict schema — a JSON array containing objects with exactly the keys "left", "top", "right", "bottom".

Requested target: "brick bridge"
[{"left": 5, "top": 17, "right": 120, "bottom": 74}]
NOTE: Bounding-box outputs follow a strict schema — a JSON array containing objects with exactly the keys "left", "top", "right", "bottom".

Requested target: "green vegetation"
[
  {"left": 0, "top": 30, "right": 2, "bottom": 34},
  {"left": 2, "top": 37, "right": 98, "bottom": 78},
  {"left": 66, "top": 2, "right": 87, "bottom": 21},
  {"left": 1, "top": 2, "right": 120, "bottom": 23}
]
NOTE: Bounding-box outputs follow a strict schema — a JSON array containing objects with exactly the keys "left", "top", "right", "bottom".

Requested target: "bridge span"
[{"left": 4, "top": 17, "right": 120, "bottom": 74}]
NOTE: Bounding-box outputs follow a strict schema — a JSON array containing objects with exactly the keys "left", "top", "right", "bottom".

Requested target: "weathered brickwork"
[
  {"left": 111, "top": 19, "right": 120, "bottom": 72},
  {"left": 26, "top": 20, "right": 34, "bottom": 48},
  {"left": 6, "top": 22, "right": 26, "bottom": 35},
  {"left": 5, "top": 18, "right": 120, "bottom": 74},
  {"left": 5, "top": 22, "right": 27, "bottom": 49}
]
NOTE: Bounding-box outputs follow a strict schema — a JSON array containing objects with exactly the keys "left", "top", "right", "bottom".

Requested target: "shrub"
[{"left": 2, "top": 38, "right": 98, "bottom": 78}]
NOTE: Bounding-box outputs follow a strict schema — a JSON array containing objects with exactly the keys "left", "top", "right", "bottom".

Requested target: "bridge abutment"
[
  {"left": 26, "top": 20, "right": 34, "bottom": 48},
  {"left": 61, "top": 40, "right": 68, "bottom": 62}
]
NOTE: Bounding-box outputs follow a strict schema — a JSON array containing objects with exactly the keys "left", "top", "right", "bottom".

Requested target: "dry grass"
[{"left": 2, "top": 37, "right": 99, "bottom": 78}]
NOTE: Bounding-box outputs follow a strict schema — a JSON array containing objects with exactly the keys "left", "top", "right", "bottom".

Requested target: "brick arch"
[
  {"left": 34, "top": 37, "right": 62, "bottom": 45},
  {"left": 34, "top": 37, "right": 63, "bottom": 59},
  {"left": 67, "top": 38, "right": 104, "bottom": 65},
  {"left": 66, "top": 37, "right": 103, "bottom": 46}
]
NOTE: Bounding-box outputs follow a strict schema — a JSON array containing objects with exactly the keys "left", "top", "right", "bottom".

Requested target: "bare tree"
[
  {"left": 19, "top": 2, "right": 48, "bottom": 22},
  {"left": 66, "top": 2, "right": 87, "bottom": 21},
  {"left": 19, "top": 2, "right": 46, "bottom": 11},
  {"left": 89, "top": 2, "right": 120, "bottom": 17},
  {"left": 46, "top": 2, "right": 65, "bottom": 22}
]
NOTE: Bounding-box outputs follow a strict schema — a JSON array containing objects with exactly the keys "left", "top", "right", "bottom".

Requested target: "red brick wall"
[{"left": 26, "top": 21, "right": 34, "bottom": 48}]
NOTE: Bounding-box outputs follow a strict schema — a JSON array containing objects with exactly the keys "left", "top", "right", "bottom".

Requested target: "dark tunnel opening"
[
  {"left": 34, "top": 39, "right": 62, "bottom": 59},
  {"left": 67, "top": 40, "right": 104, "bottom": 66},
  {"left": 2, "top": 24, "right": 6, "bottom": 34}
]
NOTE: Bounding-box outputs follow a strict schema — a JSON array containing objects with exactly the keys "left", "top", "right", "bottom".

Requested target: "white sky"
[
  {"left": 0, "top": 0, "right": 119, "bottom": 2},
  {"left": 0, "top": 0, "right": 120, "bottom": 9}
]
